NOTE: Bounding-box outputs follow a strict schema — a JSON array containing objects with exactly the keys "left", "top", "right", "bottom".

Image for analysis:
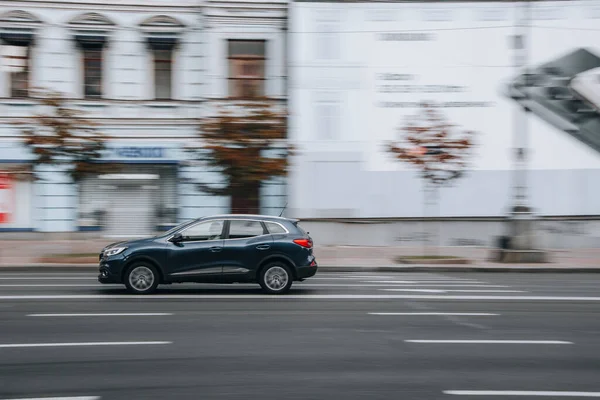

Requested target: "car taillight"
[{"left": 293, "top": 238, "right": 313, "bottom": 249}]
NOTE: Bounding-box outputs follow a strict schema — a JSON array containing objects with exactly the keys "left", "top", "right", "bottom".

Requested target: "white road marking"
[
  {"left": 365, "top": 280, "right": 485, "bottom": 284},
  {"left": 313, "top": 277, "right": 482, "bottom": 282},
  {"left": 1, "top": 294, "right": 600, "bottom": 301},
  {"left": 338, "top": 277, "right": 480, "bottom": 282},
  {"left": 27, "top": 313, "right": 173, "bottom": 317},
  {"left": 375, "top": 288, "right": 447, "bottom": 293},
  {"left": 297, "top": 284, "right": 511, "bottom": 288},
  {"left": 355, "top": 284, "right": 512, "bottom": 287},
  {"left": 444, "top": 391, "right": 600, "bottom": 397},
  {"left": 0, "top": 341, "right": 172, "bottom": 348},
  {"left": 0, "top": 284, "right": 114, "bottom": 287},
  {"left": 406, "top": 340, "right": 572, "bottom": 344},
  {"left": 0, "top": 273, "right": 95, "bottom": 276},
  {"left": 369, "top": 312, "right": 499, "bottom": 316},
  {"left": 298, "top": 282, "right": 510, "bottom": 293},
  {"left": 443, "top": 290, "right": 524, "bottom": 293},
  {"left": 0, "top": 397, "right": 101, "bottom": 400},
  {"left": 0, "top": 277, "right": 97, "bottom": 280},
  {"left": 312, "top": 276, "right": 397, "bottom": 280},
  {"left": 382, "top": 289, "right": 525, "bottom": 293}
]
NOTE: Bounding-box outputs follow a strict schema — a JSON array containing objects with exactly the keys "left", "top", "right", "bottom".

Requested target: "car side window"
[
  {"left": 228, "top": 220, "right": 266, "bottom": 239},
  {"left": 180, "top": 220, "right": 224, "bottom": 241},
  {"left": 265, "top": 222, "right": 287, "bottom": 234}
]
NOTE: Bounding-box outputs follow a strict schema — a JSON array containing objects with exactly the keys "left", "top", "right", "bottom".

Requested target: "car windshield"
[{"left": 159, "top": 219, "right": 200, "bottom": 237}]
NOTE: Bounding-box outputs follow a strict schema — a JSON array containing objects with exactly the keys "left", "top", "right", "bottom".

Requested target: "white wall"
[
  {"left": 299, "top": 218, "right": 600, "bottom": 249},
  {"left": 289, "top": 0, "right": 600, "bottom": 218}
]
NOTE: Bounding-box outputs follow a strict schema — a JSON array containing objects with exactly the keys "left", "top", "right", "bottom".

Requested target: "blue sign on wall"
[{"left": 114, "top": 147, "right": 165, "bottom": 158}]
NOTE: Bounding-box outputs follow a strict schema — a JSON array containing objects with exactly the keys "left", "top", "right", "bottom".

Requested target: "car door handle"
[
  {"left": 209, "top": 246, "right": 222, "bottom": 252},
  {"left": 256, "top": 244, "right": 270, "bottom": 250}
]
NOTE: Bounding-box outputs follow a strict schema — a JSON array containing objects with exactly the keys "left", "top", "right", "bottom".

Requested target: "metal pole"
[
  {"left": 510, "top": 0, "right": 533, "bottom": 249},
  {"left": 513, "top": 1, "right": 530, "bottom": 209}
]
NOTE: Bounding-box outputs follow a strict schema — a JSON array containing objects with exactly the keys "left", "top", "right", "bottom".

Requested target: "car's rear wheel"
[
  {"left": 124, "top": 263, "right": 159, "bottom": 295},
  {"left": 259, "top": 263, "right": 293, "bottom": 294}
]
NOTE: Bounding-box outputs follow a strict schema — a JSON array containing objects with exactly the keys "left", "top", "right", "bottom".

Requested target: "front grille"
[{"left": 99, "top": 252, "right": 104, "bottom": 261}]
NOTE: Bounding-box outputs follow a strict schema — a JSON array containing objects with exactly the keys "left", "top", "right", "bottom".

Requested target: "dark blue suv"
[{"left": 98, "top": 214, "right": 318, "bottom": 294}]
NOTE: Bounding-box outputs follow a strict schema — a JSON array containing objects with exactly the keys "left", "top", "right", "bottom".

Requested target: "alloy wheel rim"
[
  {"left": 264, "top": 266, "right": 289, "bottom": 291},
  {"left": 129, "top": 266, "right": 154, "bottom": 291}
]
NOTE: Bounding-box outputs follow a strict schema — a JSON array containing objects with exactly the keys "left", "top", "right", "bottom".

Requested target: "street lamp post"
[
  {"left": 510, "top": 1, "right": 533, "bottom": 250},
  {"left": 500, "top": 1, "right": 547, "bottom": 262}
]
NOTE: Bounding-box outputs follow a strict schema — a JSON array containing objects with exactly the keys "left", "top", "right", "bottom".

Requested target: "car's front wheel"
[
  {"left": 124, "top": 263, "right": 159, "bottom": 294},
  {"left": 259, "top": 263, "right": 293, "bottom": 294}
]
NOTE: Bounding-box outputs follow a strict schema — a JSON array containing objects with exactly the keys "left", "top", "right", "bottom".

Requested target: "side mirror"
[{"left": 169, "top": 233, "right": 183, "bottom": 243}]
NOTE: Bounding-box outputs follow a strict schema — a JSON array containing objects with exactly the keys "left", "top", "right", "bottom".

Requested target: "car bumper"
[
  {"left": 296, "top": 258, "right": 318, "bottom": 280},
  {"left": 98, "top": 258, "right": 126, "bottom": 284}
]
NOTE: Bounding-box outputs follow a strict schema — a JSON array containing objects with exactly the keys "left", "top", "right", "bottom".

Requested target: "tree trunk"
[{"left": 230, "top": 182, "right": 260, "bottom": 214}]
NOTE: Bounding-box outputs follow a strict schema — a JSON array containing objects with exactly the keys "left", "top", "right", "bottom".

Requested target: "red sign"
[{"left": 0, "top": 174, "right": 14, "bottom": 224}]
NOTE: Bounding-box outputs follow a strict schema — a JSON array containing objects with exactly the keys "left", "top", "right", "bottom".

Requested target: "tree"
[
  {"left": 188, "top": 100, "right": 293, "bottom": 214},
  {"left": 17, "top": 88, "right": 107, "bottom": 181},
  {"left": 386, "top": 102, "right": 477, "bottom": 254}
]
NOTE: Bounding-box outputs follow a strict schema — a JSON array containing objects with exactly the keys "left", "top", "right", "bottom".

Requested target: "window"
[
  {"left": 153, "top": 49, "right": 172, "bottom": 100},
  {"left": 4, "top": 45, "right": 30, "bottom": 98},
  {"left": 228, "top": 40, "right": 266, "bottom": 98},
  {"left": 180, "top": 220, "right": 224, "bottom": 241},
  {"left": 228, "top": 220, "right": 265, "bottom": 239},
  {"left": 83, "top": 47, "right": 103, "bottom": 98},
  {"left": 315, "top": 99, "right": 340, "bottom": 140},
  {"left": 0, "top": 11, "right": 41, "bottom": 98},
  {"left": 316, "top": 23, "right": 339, "bottom": 60},
  {"left": 265, "top": 222, "right": 287, "bottom": 234}
]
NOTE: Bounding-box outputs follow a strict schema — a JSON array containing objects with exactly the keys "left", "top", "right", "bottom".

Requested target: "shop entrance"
[{"left": 78, "top": 165, "right": 178, "bottom": 238}]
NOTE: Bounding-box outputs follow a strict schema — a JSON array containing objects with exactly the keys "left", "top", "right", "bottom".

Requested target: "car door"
[
  {"left": 166, "top": 219, "right": 225, "bottom": 282},
  {"left": 221, "top": 219, "right": 273, "bottom": 281}
]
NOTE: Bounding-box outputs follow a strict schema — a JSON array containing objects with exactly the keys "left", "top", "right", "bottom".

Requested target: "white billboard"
[{"left": 289, "top": 0, "right": 600, "bottom": 218}]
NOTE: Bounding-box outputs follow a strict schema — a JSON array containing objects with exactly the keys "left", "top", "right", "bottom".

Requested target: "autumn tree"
[
  {"left": 386, "top": 102, "right": 477, "bottom": 254},
  {"left": 188, "top": 100, "right": 292, "bottom": 214},
  {"left": 17, "top": 88, "right": 107, "bottom": 181}
]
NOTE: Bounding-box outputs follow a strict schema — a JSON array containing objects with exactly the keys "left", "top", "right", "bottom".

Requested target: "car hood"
[{"left": 102, "top": 238, "right": 154, "bottom": 251}]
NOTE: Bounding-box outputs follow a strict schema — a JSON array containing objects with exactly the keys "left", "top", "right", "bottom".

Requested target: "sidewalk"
[{"left": 0, "top": 240, "right": 598, "bottom": 271}]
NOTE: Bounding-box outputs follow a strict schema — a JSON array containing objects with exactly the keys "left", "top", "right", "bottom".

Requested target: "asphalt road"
[{"left": 0, "top": 271, "right": 599, "bottom": 400}]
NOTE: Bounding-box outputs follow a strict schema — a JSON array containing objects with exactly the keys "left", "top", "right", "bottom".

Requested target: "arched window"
[
  {"left": 139, "top": 15, "right": 185, "bottom": 100},
  {"left": 0, "top": 10, "right": 42, "bottom": 98},
  {"left": 68, "top": 12, "right": 116, "bottom": 99}
]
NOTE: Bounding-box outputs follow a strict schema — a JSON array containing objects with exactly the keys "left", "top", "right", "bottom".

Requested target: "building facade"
[
  {"left": 288, "top": 0, "right": 600, "bottom": 220},
  {"left": 3, "top": 0, "right": 599, "bottom": 249},
  {"left": 0, "top": 0, "right": 287, "bottom": 237},
  {"left": 287, "top": 0, "right": 600, "bottom": 248}
]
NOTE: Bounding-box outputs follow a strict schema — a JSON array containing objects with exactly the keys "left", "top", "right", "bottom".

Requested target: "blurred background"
[{"left": 0, "top": 0, "right": 599, "bottom": 266}]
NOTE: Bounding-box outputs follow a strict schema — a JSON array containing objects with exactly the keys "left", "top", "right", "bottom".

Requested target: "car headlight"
[{"left": 104, "top": 247, "right": 127, "bottom": 257}]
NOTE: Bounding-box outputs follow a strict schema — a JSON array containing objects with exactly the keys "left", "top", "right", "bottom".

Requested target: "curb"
[
  {"left": 317, "top": 265, "right": 600, "bottom": 273},
  {"left": 0, "top": 264, "right": 598, "bottom": 273},
  {"left": 395, "top": 258, "right": 472, "bottom": 265}
]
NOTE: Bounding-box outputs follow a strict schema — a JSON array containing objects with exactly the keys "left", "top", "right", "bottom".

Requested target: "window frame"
[
  {"left": 81, "top": 46, "right": 104, "bottom": 99},
  {"left": 224, "top": 219, "right": 269, "bottom": 240},
  {"left": 177, "top": 219, "right": 226, "bottom": 242},
  {"left": 265, "top": 221, "right": 289, "bottom": 235},
  {"left": 227, "top": 39, "right": 266, "bottom": 99},
  {"left": 315, "top": 92, "right": 341, "bottom": 140},
  {"left": 152, "top": 48, "right": 173, "bottom": 100},
  {"left": 6, "top": 44, "right": 31, "bottom": 98}
]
